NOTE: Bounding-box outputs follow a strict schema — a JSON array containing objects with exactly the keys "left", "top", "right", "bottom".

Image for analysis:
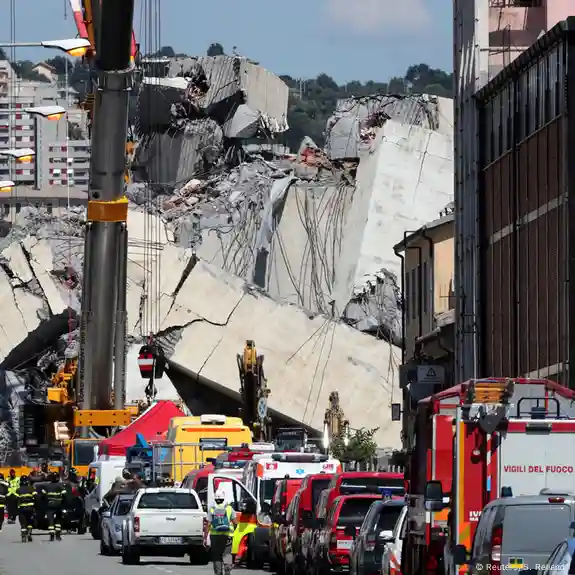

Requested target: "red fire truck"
[{"left": 402, "top": 378, "right": 575, "bottom": 575}]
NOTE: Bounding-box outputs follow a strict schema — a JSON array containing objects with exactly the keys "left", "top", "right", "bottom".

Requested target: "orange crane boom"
[{"left": 69, "top": 0, "right": 137, "bottom": 61}]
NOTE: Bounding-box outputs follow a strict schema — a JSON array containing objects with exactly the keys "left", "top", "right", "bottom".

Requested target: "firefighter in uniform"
[
  {"left": 0, "top": 472, "right": 8, "bottom": 530},
  {"left": 42, "top": 472, "right": 67, "bottom": 541},
  {"left": 16, "top": 475, "right": 36, "bottom": 542},
  {"left": 7, "top": 469, "right": 20, "bottom": 523}
]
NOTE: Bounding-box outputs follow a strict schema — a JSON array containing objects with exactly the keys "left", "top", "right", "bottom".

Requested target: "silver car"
[{"left": 100, "top": 494, "right": 135, "bottom": 555}]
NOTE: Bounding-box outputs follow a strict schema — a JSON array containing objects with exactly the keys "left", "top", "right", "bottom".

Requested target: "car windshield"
[
  {"left": 74, "top": 441, "right": 98, "bottom": 466},
  {"left": 139, "top": 492, "right": 198, "bottom": 510},
  {"left": 338, "top": 499, "right": 378, "bottom": 525},
  {"left": 260, "top": 479, "right": 281, "bottom": 506},
  {"left": 376, "top": 506, "right": 403, "bottom": 532},
  {"left": 311, "top": 479, "right": 331, "bottom": 509},
  {"left": 116, "top": 499, "right": 134, "bottom": 516}
]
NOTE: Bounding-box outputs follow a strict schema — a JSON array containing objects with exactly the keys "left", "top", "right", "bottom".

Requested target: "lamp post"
[
  {"left": 0, "top": 38, "right": 91, "bottom": 58},
  {"left": 0, "top": 106, "right": 67, "bottom": 189},
  {"left": 0, "top": 180, "right": 15, "bottom": 192}
]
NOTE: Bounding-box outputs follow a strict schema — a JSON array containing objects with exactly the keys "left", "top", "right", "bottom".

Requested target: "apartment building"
[
  {"left": 0, "top": 65, "right": 91, "bottom": 191},
  {"left": 0, "top": 184, "right": 87, "bottom": 222},
  {"left": 394, "top": 211, "right": 455, "bottom": 448},
  {"left": 394, "top": 210, "right": 455, "bottom": 385}
]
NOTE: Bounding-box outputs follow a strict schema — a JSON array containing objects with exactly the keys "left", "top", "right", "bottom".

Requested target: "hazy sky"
[{"left": 0, "top": 0, "right": 452, "bottom": 84}]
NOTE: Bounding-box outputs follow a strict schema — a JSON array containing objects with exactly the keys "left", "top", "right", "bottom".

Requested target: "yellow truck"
[{"left": 165, "top": 414, "right": 252, "bottom": 482}]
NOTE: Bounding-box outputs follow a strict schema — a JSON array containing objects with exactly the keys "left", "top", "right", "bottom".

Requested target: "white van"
[{"left": 84, "top": 459, "right": 127, "bottom": 538}]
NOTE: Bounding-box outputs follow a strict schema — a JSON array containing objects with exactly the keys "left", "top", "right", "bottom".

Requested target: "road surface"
[{"left": 0, "top": 524, "right": 269, "bottom": 575}]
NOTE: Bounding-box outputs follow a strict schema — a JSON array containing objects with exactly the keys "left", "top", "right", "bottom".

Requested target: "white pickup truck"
[{"left": 121, "top": 488, "right": 207, "bottom": 565}]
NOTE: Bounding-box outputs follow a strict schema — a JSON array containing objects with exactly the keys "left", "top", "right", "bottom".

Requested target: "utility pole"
[{"left": 78, "top": 0, "right": 134, "bottom": 422}]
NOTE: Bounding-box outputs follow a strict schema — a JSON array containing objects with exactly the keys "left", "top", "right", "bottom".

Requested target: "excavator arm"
[{"left": 237, "top": 340, "right": 271, "bottom": 441}]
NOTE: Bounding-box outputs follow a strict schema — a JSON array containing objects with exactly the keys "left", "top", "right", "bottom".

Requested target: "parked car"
[
  {"left": 100, "top": 493, "right": 136, "bottom": 555},
  {"left": 121, "top": 488, "right": 207, "bottom": 565},
  {"left": 533, "top": 538, "right": 575, "bottom": 575},
  {"left": 295, "top": 473, "right": 334, "bottom": 572},
  {"left": 311, "top": 494, "right": 381, "bottom": 575},
  {"left": 270, "top": 477, "right": 304, "bottom": 571},
  {"left": 454, "top": 490, "right": 575, "bottom": 574},
  {"left": 380, "top": 505, "right": 407, "bottom": 575},
  {"left": 349, "top": 499, "right": 404, "bottom": 575}
]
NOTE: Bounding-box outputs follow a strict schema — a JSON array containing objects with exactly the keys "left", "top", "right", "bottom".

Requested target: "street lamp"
[
  {"left": 0, "top": 106, "right": 68, "bottom": 188},
  {"left": 0, "top": 38, "right": 90, "bottom": 57},
  {"left": 24, "top": 106, "right": 66, "bottom": 121},
  {"left": 0, "top": 180, "right": 15, "bottom": 193},
  {"left": 0, "top": 148, "right": 35, "bottom": 163}
]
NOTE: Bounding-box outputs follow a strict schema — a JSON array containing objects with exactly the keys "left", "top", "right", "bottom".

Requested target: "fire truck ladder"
[
  {"left": 237, "top": 340, "right": 271, "bottom": 441},
  {"left": 460, "top": 379, "right": 515, "bottom": 432}
]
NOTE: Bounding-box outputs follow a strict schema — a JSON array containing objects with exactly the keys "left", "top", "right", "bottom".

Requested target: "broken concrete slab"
[
  {"left": 167, "top": 259, "right": 401, "bottom": 448},
  {"left": 2, "top": 242, "right": 34, "bottom": 284}
]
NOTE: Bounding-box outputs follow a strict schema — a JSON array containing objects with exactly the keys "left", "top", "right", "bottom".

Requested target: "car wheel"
[
  {"left": 122, "top": 545, "right": 141, "bottom": 565},
  {"left": 189, "top": 546, "right": 210, "bottom": 566},
  {"left": 100, "top": 535, "right": 109, "bottom": 556},
  {"left": 90, "top": 513, "right": 100, "bottom": 540}
]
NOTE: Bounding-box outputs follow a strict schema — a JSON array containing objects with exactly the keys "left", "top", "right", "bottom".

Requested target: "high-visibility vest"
[
  {"left": 8, "top": 477, "right": 20, "bottom": 496},
  {"left": 209, "top": 504, "right": 234, "bottom": 536}
]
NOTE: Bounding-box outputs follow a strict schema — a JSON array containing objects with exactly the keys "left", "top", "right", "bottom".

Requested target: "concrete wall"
[
  {"left": 166, "top": 259, "right": 402, "bottom": 448},
  {"left": 338, "top": 119, "right": 453, "bottom": 303}
]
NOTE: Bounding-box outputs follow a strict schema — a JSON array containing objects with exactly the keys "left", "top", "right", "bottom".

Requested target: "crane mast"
[{"left": 77, "top": 0, "right": 134, "bottom": 422}]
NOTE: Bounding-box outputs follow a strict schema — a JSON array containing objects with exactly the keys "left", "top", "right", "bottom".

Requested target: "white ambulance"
[{"left": 206, "top": 452, "right": 341, "bottom": 566}]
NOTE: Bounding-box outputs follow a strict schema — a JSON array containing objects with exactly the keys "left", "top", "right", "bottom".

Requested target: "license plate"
[
  {"left": 336, "top": 540, "right": 353, "bottom": 550},
  {"left": 159, "top": 537, "right": 182, "bottom": 545}
]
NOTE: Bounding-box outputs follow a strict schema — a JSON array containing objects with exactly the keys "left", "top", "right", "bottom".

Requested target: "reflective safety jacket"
[
  {"left": 8, "top": 476, "right": 20, "bottom": 496},
  {"left": 16, "top": 485, "right": 36, "bottom": 508},
  {"left": 42, "top": 482, "right": 67, "bottom": 508},
  {"left": 0, "top": 480, "right": 8, "bottom": 507},
  {"left": 208, "top": 504, "right": 235, "bottom": 536}
]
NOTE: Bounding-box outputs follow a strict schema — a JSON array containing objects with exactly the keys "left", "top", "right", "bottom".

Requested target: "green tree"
[
  {"left": 207, "top": 43, "right": 225, "bottom": 57},
  {"left": 330, "top": 427, "right": 379, "bottom": 463},
  {"left": 10, "top": 60, "right": 50, "bottom": 83},
  {"left": 44, "top": 56, "right": 72, "bottom": 76}
]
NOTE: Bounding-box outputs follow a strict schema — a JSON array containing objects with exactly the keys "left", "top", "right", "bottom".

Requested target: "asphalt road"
[{"left": 0, "top": 523, "right": 268, "bottom": 575}]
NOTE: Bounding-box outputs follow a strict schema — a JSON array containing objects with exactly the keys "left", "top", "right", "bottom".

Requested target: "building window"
[
  {"left": 15, "top": 203, "right": 21, "bottom": 213},
  {"left": 405, "top": 271, "right": 410, "bottom": 323},
  {"left": 3, "top": 204, "right": 8, "bottom": 215},
  {"left": 46, "top": 203, "right": 53, "bottom": 214},
  {"left": 411, "top": 267, "right": 417, "bottom": 320},
  {"left": 422, "top": 261, "right": 428, "bottom": 314}
]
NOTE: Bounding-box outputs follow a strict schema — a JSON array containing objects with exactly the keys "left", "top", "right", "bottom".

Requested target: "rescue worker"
[
  {"left": 16, "top": 475, "right": 36, "bottom": 542},
  {"left": 207, "top": 488, "right": 237, "bottom": 575},
  {"left": 39, "top": 462, "right": 49, "bottom": 481},
  {"left": 0, "top": 472, "right": 8, "bottom": 530},
  {"left": 124, "top": 469, "right": 143, "bottom": 492},
  {"left": 7, "top": 468, "right": 20, "bottom": 523},
  {"left": 102, "top": 476, "right": 127, "bottom": 507},
  {"left": 41, "top": 472, "right": 67, "bottom": 541}
]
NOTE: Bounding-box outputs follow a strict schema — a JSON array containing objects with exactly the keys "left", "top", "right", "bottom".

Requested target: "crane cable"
[{"left": 139, "top": 0, "right": 163, "bottom": 402}]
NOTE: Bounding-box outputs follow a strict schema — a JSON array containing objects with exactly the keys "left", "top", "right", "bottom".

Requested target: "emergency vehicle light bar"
[
  {"left": 271, "top": 453, "right": 328, "bottom": 463},
  {"left": 463, "top": 379, "right": 514, "bottom": 406},
  {"left": 199, "top": 414, "right": 227, "bottom": 425}
]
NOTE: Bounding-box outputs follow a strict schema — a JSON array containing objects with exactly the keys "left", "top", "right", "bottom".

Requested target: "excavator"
[{"left": 237, "top": 341, "right": 271, "bottom": 442}]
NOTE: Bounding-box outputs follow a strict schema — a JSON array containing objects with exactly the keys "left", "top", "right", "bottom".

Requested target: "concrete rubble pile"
[
  {"left": 134, "top": 55, "right": 290, "bottom": 186},
  {"left": 0, "top": 75, "right": 455, "bottom": 452}
]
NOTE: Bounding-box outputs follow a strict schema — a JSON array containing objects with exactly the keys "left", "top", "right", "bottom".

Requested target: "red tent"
[{"left": 99, "top": 400, "right": 185, "bottom": 456}]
